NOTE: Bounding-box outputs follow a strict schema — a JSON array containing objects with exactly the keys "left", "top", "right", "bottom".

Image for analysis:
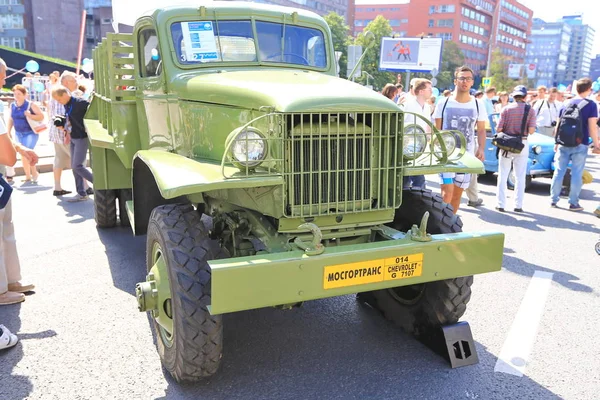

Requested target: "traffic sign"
[
  {"left": 482, "top": 77, "right": 491, "bottom": 87},
  {"left": 431, "top": 77, "right": 438, "bottom": 86}
]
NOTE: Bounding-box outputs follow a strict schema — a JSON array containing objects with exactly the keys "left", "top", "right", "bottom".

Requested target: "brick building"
[{"left": 354, "top": 0, "right": 533, "bottom": 76}]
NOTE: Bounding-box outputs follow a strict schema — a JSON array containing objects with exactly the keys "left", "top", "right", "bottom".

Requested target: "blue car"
[{"left": 484, "top": 113, "right": 557, "bottom": 190}]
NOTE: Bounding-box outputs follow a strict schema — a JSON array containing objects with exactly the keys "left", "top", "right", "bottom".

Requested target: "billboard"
[
  {"left": 508, "top": 64, "right": 522, "bottom": 79},
  {"left": 379, "top": 37, "right": 443, "bottom": 73},
  {"left": 525, "top": 63, "right": 536, "bottom": 79},
  {"left": 508, "top": 63, "right": 536, "bottom": 79}
]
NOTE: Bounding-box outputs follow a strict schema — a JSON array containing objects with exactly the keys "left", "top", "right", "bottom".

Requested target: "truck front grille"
[
  {"left": 284, "top": 112, "right": 401, "bottom": 217},
  {"left": 292, "top": 136, "right": 371, "bottom": 205}
]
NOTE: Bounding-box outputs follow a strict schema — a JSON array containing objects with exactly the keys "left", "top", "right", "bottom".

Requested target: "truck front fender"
[
  {"left": 134, "top": 150, "right": 284, "bottom": 200},
  {"left": 132, "top": 151, "right": 284, "bottom": 234}
]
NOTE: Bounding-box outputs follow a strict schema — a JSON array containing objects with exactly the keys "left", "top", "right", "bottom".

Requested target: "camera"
[
  {"left": 53, "top": 115, "right": 67, "bottom": 128},
  {"left": 551, "top": 121, "right": 557, "bottom": 127}
]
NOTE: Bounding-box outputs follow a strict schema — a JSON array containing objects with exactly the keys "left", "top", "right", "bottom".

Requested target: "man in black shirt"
[{"left": 52, "top": 86, "right": 94, "bottom": 202}]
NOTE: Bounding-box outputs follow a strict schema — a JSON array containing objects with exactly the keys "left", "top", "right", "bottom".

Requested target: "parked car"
[{"left": 483, "top": 113, "right": 581, "bottom": 192}]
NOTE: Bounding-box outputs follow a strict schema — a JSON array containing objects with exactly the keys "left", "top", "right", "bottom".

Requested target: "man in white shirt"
[
  {"left": 533, "top": 86, "right": 562, "bottom": 137},
  {"left": 397, "top": 78, "right": 417, "bottom": 106},
  {"left": 433, "top": 66, "right": 487, "bottom": 214},
  {"left": 402, "top": 78, "right": 433, "bottom": 189}
]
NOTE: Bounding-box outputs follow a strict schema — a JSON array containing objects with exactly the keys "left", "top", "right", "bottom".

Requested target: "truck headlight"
[
  {"left": 229, "top": 128, "right": 268, "bottom": 168},
  {"left": 431, "top": 132, "right": 457, "bottom": 159},
  {"left": 533, "top": 145, "right": 542, "bottom": 155},
  {"left": 403, "top": 125, "right": 427, "bottom": 160}
]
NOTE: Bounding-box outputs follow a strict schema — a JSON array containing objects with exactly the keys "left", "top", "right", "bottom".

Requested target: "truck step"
[{"left": 126, "top": 200, "right": 135, "bottom": 233}]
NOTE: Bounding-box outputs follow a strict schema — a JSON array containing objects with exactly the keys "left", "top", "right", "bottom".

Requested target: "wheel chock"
[{"left": 417, "top": 321, "right": 479, "bottom": 368}]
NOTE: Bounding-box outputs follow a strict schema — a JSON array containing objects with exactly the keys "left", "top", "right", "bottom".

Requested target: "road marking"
[{"left": 494, "top": 270, "right": 554, "bottom": 377}]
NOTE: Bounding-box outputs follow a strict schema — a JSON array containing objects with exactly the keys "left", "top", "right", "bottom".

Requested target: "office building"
[
  {"left": 0, "top": 0, "right": 26, "bottom": 50},
  {"left": 590, "top": 54, "right": 600, "bottom": 83},
  {"left": 23, "top": 0, "right": 84, "bottom": 62},
  {"left": 354, "top": 0, "right": 533, "bottom": 75},
  {"left": 525, "top": 18, "right": 571, "bottom": 88},
  {"left": 84, "top": 0, "right": 114, "bottom": 59},
  {"left": 561, "top": 14, "right": 595, "bottom": 82}
]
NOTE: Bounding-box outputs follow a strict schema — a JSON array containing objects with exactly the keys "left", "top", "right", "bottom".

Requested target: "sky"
[{"left": 519, "top": 0, "right": 600, "bottom": 54}]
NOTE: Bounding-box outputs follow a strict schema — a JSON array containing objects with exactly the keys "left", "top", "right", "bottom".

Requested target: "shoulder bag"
[
  {"left": 25, "top": 102, "right": 48, "bottom": 134},
  {"left": 492, "top": 104, "right": 530, "bottom": 154}
]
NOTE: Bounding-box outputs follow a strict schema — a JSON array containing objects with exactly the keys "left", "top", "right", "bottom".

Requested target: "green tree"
[
  {"left": 324, "top": 12, "right": 351, "bottom": 78},
  {"left": 435, "top": 41, "right": 466, "bottom": 90},
  {"left": 353, "top": 16, "right": 395, "bottom": 90},
  {"left": 489, "top": 49, "right": 514, "bottom": 91}
]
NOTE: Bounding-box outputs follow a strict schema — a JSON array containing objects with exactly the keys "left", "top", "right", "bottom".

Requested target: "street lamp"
[
  {"left": 36, "top": 16, "right": 56, "bottom": 58},
  {"left": 476, "top": 2, "right": 501, "bottom": 78}
]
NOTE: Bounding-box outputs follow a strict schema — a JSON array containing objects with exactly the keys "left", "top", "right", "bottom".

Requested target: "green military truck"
[{"left": 85, "top": 2, "right": 504, "bottom": 382}]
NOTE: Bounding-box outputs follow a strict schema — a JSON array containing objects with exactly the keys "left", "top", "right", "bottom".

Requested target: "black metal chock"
[{"left": 417, "top": 321, "right": 479, "bottom": 368}]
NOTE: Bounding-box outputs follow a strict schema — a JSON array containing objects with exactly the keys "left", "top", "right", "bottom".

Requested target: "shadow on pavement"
[
  {"left": 0, "top": 303, "right": 34, "bottom": 400},
  {"left": 96, "top": 226, "right": 146, "bottom": 296},
  {"left": 13, "top": 182, "right": 53, "bottom": 195},
  {"left": 502, "top": 254, "right": 593, "bottom": 294},
  {"left": 56, "top": 197, "right": 95, "bottom": 224},
  {"left": 460, "top": 200, "right": 600, "bottom": 235},
  {"left": 149, "top": 297, "right": 562, "bottom": 400}
]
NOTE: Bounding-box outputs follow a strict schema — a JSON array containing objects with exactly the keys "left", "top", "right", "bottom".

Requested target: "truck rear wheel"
[
  {"left": 358, "top": 188, "right": 473, "bottom": 335},
  {"left": 94, "top": 189, "right": 117, "bottom": 228},
  {"left": 146, "top": 204, "right": 228, "bottom": 382}
]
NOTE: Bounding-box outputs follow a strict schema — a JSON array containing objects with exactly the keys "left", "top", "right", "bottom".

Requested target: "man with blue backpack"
[{"left": 550, "top": 78, "right": 600, "bottom": 211}]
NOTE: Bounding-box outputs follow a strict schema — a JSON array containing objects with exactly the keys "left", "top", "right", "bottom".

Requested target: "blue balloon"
[
  {"left": 557, "top": 84, "right": 567, "bottom": 91},
  {"left": 25, "top": 60, "right": 39, "bottom": 73},
  {"left": 82, "top": 58, "right": 92, "bottom": 65},
  {"left": 432, "top": 87, "right": 440, "bottom": 97},
  {"left": 34, "top": 81, "right": 45, "bottom": 93},
  {"left": 593, "top": 82, "right": 600, "bottom": 92}
]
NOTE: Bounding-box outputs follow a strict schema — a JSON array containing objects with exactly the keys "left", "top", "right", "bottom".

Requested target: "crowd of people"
[
  {"left": 380, "top": 67, "right": 600, "bottom": 216},
  {"left": 0, "top": 57, "right": 93, "bottom": 349}
]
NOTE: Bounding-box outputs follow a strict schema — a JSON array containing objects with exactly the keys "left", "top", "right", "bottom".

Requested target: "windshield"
[{"left": 170, "top": 20, "right": 327, "bottom": 68}]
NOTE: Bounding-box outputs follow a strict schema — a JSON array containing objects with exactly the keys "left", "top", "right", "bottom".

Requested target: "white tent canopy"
[{"left": 112, "top": 0, "right": 213, "bottom": 29}]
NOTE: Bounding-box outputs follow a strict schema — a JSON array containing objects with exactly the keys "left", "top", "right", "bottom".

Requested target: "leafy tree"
[
  {"left": 353, "top": 16, "right": 395, "bottom": 90},
  {"left": 489, "top": 49, "right": 514, "bottom": 91},
  {"left": 435, "top": 41, "right": 466, "bottom": 90},
  {"left": 324, "top": 12, "right": 351, "bottom": 78}
]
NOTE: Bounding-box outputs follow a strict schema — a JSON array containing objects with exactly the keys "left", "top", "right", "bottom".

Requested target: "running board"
[{"left": 125, "top": 200, "right": 135, "bottom": 234}]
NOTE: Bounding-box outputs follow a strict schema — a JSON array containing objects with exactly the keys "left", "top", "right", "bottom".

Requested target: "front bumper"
[{"left": 209, "top": 230, "right": 504, "bottom": 314}]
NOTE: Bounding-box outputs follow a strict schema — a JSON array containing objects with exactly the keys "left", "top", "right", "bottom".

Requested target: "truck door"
[{"left": 136, "top": 26, "right": 172, "bottom": 151}]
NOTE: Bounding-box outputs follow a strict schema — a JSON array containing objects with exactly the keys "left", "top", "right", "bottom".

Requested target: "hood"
[{"left": 169, "top": 69, "right": 400, "bottom": 113}]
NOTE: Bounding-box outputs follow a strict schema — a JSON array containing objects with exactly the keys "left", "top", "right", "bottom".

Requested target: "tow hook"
[
  {"left": 294, "top": 222, "right": 325, "bottom": 255},
  {"left": 135, "top": 272, "right": 158, "bottom": 313},
  {"left": 409, "top": 212, "right": 432, "bottom": 242}
]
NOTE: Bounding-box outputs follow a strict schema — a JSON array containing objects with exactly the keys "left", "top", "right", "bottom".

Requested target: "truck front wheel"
[
  {"left": 358, "top": 188, "right": 473, "bottom": 335},
  {"left": 94, "top": 189, "right": 117, "bottom": 228},
  {"left": 146, "top": 204, "right": 229, "bottom": 382}
]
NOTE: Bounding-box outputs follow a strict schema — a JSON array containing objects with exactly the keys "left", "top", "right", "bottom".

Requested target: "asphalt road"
[{"left": 1, "top": 153, "right": 599, "bottom": 400}]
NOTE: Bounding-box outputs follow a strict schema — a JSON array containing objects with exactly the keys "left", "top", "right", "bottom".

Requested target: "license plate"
[{"left": 323, "top": 253, "right": 423, "bottom": 289}]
